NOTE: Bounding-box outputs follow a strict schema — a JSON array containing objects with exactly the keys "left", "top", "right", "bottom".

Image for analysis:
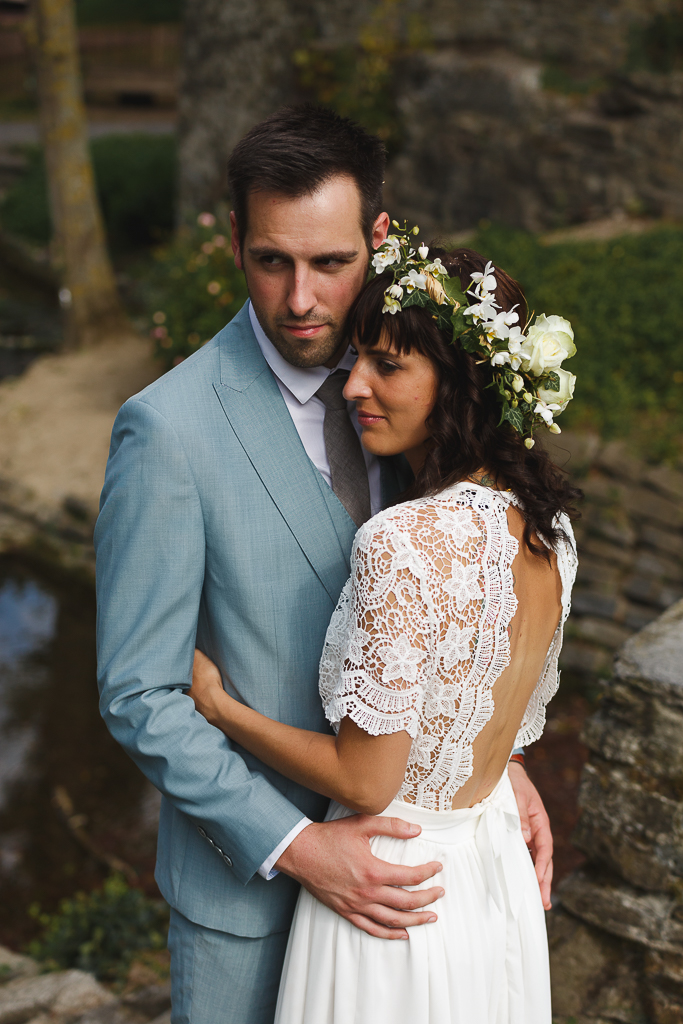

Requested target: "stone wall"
[
  {"left": 178, "top": 0, "right": 683, "bottom": 230},
  {"left": 549, "top": 599, "right": 683, "bottom": 1023}
]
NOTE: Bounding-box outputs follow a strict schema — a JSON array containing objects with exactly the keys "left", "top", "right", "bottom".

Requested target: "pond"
[{"left": 0, "top": 554, "right": 158, "bottom": 949}]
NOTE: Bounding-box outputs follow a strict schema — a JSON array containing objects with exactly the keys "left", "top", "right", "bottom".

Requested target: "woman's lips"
[{"left": 357, "top": 412, "right": 385, "bottom": 426}]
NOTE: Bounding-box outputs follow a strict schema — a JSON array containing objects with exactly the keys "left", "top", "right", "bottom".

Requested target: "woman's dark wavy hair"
[{"left": 346, "top": 246, "right": 581, "bottom": 559}]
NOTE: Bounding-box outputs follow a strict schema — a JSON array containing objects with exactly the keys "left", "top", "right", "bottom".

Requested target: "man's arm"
[{"left": 96, "top": 398, "right": 309, "bottom": 883}]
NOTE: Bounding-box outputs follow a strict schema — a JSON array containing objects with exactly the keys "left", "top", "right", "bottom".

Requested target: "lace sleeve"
[{"left": 322, "top": 520, "right": 435, "bottom": 738}]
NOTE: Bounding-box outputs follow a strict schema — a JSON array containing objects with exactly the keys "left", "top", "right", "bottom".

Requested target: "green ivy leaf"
[
  {"left": 433, "top": 305, "right": 453, "bottom": 330},
  {"left": 403, "top": 289, "right": 431, "bottom": 309},
  {"left": 450, "top": 308, "right": 468, "bottom": 338},
  {"left": 504, "top": 406, "right": 526, "bottom": 433},
  {"left": 543, "top": 371, "right": 561, "bottom": 392},
  {"left": 443, "top": 277, "right": 468, "bottom": 307},
  {"left": 459, "top": 329, "right": 481, "bottom": 354}
]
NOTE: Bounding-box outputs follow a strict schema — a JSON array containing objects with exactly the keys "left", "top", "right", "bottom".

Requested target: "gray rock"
[
  {"left": 0, "top": 950, "right": 37, "bottom": 986},
  {"left": 616, "top": 599, "right": 683, "bottom": 696},
  {"left": 571, "top": 590, "right": 624, "bottom": 621},
  {"left": 644, "top": 466, "right": 683, "bottom": 503},
  {"left": 642, "top": 524, "right": 683, "bottom": 558},
  {"left": 559, "top": 868, "right": 683, "bottom": 953},
  {"left": 573, "top": 762, "right": 683, "bottom": 890},
  {"left": 0, "top": 970, "right": 114, "bottom": 1024},
  {"left": 122, "top": 983, "right": 171, "bottom": 1019},
  {"left": 574, "top": 616, "right": 632, "bottom": 650},
  {"left": 146, "top": 1014, "right": 170, "bottom": 1024},
  {"left": 560, "top": 641, "right": 612, "bottom": 676}
]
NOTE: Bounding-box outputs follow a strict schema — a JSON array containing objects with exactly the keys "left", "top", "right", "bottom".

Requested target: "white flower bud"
[
  {"left": 392, "top": 220, "right": 400, "bottom": 228},
  {"left": 412, "top": 225, "right": 420, "bottom": 235},
  {"left": 510, "top": 374, "right": 524, "bottom": 393},
  {"left": 504, "top": 389, "right": 511, "bottom": 400},
  {"left": 522, "top": 392, "right": 533, "bottom": 403},
  {"left": 548, "top": 423, "right": 562, "bottom": 434},
  {"left": 524, "top": 437, "right": 535, "bottom": 449},
  {"left": 418, "top": 245, "right": 429, "bottom": 259},
  {"left": 511, "top": 398, "right": 518, "bottom": 408}
]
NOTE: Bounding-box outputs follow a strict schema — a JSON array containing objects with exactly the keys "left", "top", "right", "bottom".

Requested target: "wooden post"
[{"left": 30, "top": 0, "right": 131, "bottom": 348}]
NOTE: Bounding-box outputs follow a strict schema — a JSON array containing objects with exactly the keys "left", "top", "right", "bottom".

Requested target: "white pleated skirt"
[{"left": 274, "top": 771, "right": 551, "bottom": 1024}]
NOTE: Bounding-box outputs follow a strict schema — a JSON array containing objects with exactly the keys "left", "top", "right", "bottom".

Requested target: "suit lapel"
[{"left": 213, "top": 306, "right": 351, "bottom": 604}]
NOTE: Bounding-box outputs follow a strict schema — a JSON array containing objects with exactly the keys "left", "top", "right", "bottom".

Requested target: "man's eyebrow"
[{"left": 247, "top": 246, "right": 360, "bottom": 261}]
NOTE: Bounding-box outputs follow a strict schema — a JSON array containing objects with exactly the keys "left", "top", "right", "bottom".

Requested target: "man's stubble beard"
[{"left": 249, "top": 298, "right": 347, "bottom": 369}]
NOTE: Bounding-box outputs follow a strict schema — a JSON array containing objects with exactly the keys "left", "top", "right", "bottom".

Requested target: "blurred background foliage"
[
  {"left": 28, "top": 875, "right": 168, "bottom": 981},
  {"left": 75, "top": 0, "right": 183, "bottom": 25},
  {"left": 0, "top": 136, "right": 176, "bottom": 250}
]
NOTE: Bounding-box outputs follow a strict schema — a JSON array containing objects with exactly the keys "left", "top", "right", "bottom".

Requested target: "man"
[{"left": 96, "top": 106, "right": 551, "bottom": 1024}]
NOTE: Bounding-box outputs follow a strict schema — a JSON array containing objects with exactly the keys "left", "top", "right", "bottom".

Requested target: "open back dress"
[{"left": 274, "top": 482, "right": 577, "bottom": 1024}]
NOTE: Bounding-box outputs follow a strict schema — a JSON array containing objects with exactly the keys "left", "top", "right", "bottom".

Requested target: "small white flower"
[
  {"left": 491, "top": 350, "right": 511, "bottom": 366},
  {"left": 418, "top": 244, "right": 429, "bottom": 259},
  {"left": 382, "top": 296, "right": 401, "bottom": 314},
  {"left": 399, "top": 268, "right": 427, "bottom": 293},
  {"left": 534, "top": 399, "right": 561, "bottom": 425},
  {"left": 470, "top": 261, "right": 497, "bottom": 295},
  {"left": 388, "top": 283, "right": 404, "bottom": 300},
  {"left": 380, "top": 635, "right": 426, "bottom": 683},
  {"left": 425, "top": 258, "right": 448, "bottom": 277}
]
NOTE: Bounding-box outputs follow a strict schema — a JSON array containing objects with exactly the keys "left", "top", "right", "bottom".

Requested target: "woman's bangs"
[{"left": 346, "top": 276, "right": 423, "bottom": 356}]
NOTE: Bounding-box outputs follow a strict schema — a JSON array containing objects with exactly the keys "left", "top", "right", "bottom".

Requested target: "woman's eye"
[{"left": 378, "top": 360, "right": 399, "bottom": 374}]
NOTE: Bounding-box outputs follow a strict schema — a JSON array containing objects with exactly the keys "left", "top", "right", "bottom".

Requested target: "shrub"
[
  {"left": 28, "top": 875, "right": 169, "bottom": 981},
  {"left": 76, "top": 0, "right": 183, "bottom": 24},
  {"left": 0, "top": 135, "right": 176, "bottom": 251},
  {"left": 145, "top": 211, "right": 248, "bottom": 369},
  {"left": 470, "top": 223, "right": 683, "bottom": 460}
]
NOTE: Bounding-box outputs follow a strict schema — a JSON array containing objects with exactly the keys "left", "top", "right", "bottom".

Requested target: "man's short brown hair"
[{"left": 227, "top": 105, "right": 386, "bottom": 248}]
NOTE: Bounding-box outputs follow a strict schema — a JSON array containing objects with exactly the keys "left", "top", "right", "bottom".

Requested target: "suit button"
[
  {"left": 223, "top": 854, "right": 233, "bottom": 867},
  {"left": 197, "top": 826, "right": 207, "bottom": 838}
]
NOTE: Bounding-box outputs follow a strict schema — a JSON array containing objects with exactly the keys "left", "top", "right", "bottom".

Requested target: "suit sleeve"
[{"left": 95, "top": 397, "right": 307, "bottom": 885}]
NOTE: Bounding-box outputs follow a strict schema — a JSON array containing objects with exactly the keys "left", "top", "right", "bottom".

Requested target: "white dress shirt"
[{"left": 250, "top": 302, "right": 381, "bottom": 879}]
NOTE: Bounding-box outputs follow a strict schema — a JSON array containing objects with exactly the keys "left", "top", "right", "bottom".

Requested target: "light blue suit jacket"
[{"left": 95, "top": 304, "right": 411, "bottom": 938}]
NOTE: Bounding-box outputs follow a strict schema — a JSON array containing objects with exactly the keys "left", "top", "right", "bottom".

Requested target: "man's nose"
[{"left": 286, "top": 267, "right": 317, "bottom": 319}]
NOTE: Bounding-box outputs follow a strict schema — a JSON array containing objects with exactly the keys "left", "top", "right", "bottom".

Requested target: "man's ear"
[
  {"left": 230, "top": 211, "right": 244, "bottom": 270},
  {"left": 372, "top": 212, "right": 390, "bottom": 250}
]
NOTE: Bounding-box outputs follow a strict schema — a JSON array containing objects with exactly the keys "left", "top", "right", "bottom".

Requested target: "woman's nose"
[{"left": 343, "top": 362, "right": 372, "bottom": 402}]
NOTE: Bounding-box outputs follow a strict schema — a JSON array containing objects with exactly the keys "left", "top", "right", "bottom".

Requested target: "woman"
[{"left": 189, "top": 236, "right": 580, "bottom": 1023}]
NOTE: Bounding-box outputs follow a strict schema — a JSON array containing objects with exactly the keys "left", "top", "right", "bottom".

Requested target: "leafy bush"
[
  {"left": 469, "top": 223, "right": 683, "bottom": 460},
  {"left": 144, "top": 212, "right": 248, "bottom": 369},
  {"left": 0, "top": 135, "right": 176, "bottom": 251},
  {"left": 28, "top": 875, "right": 169, "bottom": 981}
]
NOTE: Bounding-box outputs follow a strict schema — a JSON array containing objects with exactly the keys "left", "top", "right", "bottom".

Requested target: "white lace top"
[{"left": 320, "top": 483, "right": 577, "bottom": 811}]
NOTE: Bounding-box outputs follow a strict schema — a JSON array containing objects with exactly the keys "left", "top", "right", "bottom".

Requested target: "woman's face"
[{"left": 343, "top": 329, "right": 438, "bottom": 471}]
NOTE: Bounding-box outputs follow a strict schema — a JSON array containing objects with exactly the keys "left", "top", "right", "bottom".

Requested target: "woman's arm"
[{"left": 189, "top": 650, "right": 412, "bottom": 815}]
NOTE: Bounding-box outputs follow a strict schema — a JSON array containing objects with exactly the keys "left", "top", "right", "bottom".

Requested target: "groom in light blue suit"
[{"left": 96, "top": 107, "right": 550, "bottom": 1023}]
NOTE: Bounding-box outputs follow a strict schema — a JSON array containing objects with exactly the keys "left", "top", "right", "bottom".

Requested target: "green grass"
[
  {"left": 465, "top": 223, "right": 683, "bottom": 462},
  {"left": 0, "top": 134, "right": 176, "bottom": 252}
]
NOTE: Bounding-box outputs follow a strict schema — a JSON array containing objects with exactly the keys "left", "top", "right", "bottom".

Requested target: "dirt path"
[{"left": 0, "top": 334, "right": 161, "bottom": 515}]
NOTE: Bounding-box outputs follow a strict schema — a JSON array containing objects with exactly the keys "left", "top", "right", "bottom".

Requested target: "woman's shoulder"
[{"left": 354, "top": 482, "right": 512, "bottom": 550}]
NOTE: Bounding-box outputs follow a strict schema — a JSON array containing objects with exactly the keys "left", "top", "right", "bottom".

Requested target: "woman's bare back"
[{"left": 452, "top": 504, "right": 562, "bottom": 809}]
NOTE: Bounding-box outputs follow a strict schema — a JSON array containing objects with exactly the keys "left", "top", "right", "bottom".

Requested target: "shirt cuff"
[
  {"left": 511, "top": 746, "right": 525, "bottom": 757},
  {"left": 257, "top": 817, "right": 313, "bottom": 881}
]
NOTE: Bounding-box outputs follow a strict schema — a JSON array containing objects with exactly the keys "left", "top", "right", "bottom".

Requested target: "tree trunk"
[{"left": 31, "top": 0, "right": 130, "bottom": 348}]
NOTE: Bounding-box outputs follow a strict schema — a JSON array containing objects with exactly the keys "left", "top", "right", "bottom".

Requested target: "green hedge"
[
  {"left": 467, "top": 223, "right": 683, "bottom": 460},
  {"left": 0, "top": 134, "right": 176, "bottom": 251}
]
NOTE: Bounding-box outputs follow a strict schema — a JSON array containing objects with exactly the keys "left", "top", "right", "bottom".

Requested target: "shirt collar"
[{"left": 249, "top": 301, "right": 353, "bottom": 405}]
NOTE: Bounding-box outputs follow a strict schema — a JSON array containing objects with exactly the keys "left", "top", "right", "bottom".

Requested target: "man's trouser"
[{"left": 168, "top": 907, "right": 290, "bottom": 1024}]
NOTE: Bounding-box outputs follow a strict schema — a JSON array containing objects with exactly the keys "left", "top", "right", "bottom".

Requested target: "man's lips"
[
  {"left": 281, "top": 323, "right": 328, "bottom": 338},
  {"left": 357, "top": 411, "right": 385, "bottom": 426}
]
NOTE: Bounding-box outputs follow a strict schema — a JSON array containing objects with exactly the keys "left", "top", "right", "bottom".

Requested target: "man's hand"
[
  {"left": 276, "top": 815, "right": 444, "bottom": 940},
  {"left": 508, "top": 762, "right": 553, "bottom": 910}
]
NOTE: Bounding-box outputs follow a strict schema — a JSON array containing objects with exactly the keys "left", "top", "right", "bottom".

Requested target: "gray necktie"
[{"left": 316, "top": 369, "right": 371, "bottom": 528}]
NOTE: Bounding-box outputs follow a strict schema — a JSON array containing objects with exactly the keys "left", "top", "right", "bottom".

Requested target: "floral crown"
[{"left": 371, "top": 222, "right": 577, "bottom": 448}]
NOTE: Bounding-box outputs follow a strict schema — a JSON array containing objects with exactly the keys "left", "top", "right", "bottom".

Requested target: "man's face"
[{"left": 231, "top": 175, "right": 389, "bottom": 369}]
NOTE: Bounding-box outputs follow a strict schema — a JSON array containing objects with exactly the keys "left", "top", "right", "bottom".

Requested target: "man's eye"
[{"left": 261, "top": 255, "right": 286, "bottom": 266}]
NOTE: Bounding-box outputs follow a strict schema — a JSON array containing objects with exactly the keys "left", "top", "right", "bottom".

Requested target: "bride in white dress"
[{"left": 189, "top": 240, "right": 579, "bottom": 1023}]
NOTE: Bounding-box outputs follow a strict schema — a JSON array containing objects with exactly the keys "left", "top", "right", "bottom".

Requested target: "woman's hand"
[{"left": 188, "top": 649, "right": 225, "bottom": 725}]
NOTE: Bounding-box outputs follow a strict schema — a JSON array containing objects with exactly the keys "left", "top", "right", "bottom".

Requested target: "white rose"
[
  {"left": 519, "top": 314, "right": 576, "bottom": 376},
  {"left": 537, "top": 367, "right": 576, "bottom": 413}
]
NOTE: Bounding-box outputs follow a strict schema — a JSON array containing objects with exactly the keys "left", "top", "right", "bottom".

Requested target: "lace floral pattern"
[{"left": 319, "top": 483, "right": 577, "bottom": 811}]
